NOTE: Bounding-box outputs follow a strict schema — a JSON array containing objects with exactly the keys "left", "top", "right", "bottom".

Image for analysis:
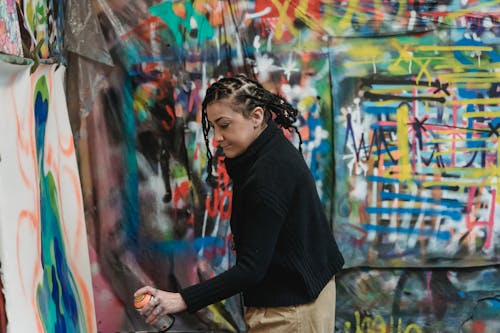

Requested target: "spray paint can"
[{"left": 134, "top": 293, "right": 175, "bottom": 332}]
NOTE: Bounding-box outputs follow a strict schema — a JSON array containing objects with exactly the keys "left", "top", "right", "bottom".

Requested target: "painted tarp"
[{"left": 0, "top": 58, "right": 96, "bottom": 333}]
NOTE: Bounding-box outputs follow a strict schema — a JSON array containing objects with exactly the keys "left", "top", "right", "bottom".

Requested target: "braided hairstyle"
[{"left": 201, "top": 74, "right": 302, "bottom": 186}]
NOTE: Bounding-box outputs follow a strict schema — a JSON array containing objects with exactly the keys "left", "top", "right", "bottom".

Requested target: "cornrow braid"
[{"left": 201, "top": 74, "right": 303, "bottom": 186}]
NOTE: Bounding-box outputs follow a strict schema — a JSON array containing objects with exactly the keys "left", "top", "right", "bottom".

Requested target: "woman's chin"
[{"left": 223, "top": 149, "right": 239, "bottom": 158}]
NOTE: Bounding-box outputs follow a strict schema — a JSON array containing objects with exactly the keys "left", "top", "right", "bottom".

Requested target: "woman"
[{"left": 135, "top": 75, "right": 344, "bottom": 332}]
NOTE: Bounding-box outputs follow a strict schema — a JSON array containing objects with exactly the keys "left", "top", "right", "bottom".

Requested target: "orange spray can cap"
[{"left": 134, "top": 293, "right": 152, "bottom": 309}]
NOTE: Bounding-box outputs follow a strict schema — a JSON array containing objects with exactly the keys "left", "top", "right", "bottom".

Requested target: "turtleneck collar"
[{"left": 224, "top": 121, "right": 279, "bottom": 181}]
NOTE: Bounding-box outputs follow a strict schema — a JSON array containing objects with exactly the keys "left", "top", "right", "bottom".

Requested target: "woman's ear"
[{"left": 251, "top": 106, "right": 265, "bottom": 127}]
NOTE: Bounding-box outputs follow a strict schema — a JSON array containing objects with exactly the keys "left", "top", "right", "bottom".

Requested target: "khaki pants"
[{"left": 244, "top": 278, "right": 336, "bottom": 333}]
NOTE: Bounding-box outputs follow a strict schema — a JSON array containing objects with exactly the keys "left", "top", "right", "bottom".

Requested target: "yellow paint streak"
[
  {"left": 440, "top": 72, "right": 500, "bottom": 78},
  {"left": 345, "top": 45, "right": 386, "bottom": 60},
  {"left": 388, "top": 39, "right": 414, "bottom": 73},
  {"left": 432, "top": 167, "right": 499, "bottom": 178},
  {"left": 434, "top": 147, "right": 497, "bottom": 156},
  {"left": 415, "top": 59, "right": 432, "bottom": 84},
  {"left": 447, "top": 98, "right": 500, "bottom": 106},
  {"left": 464, "top": 83, "right": 497, "bottom": 89},
  {"left": 271, "top": 0, "right": 297, "bottom": 39},
  {"left": 445, "top": 78, "right": 500, "bottom": 84},
  {"left": 423, "top": 179, "right": 495, "bottom": 187},
  {"left": 429, "top": 137, "right": 497, "bottom": 143},
  {"left": 462, "top": 111, "right": 500, "bottom": 118},
  {"left": 436, "top": 62, "right": 500, "bottom": 70},
  {"left": 416, "top": 45, "right": 493, "bottom": 52},
  {"left": 434, "top": 65, "right": 466, "bottom": 71},
  {"left": 339, "top": 0, "right": 360, "bottom": 31},
  {"left": 397, "top": 103, "right": 411, "bottom": 181}
]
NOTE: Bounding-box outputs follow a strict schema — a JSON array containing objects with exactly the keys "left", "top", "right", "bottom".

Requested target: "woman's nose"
[{"left": 214, "top": 128, "right": 223, "bottom": 141}]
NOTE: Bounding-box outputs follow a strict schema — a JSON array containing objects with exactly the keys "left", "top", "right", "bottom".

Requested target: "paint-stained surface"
[
  {"left": 0, "top": 59, "right": 96, "bottom": 333},
  {"left": 0, "top": 1, "right": 22, "bottom": 56},
  {"left": 332, "top": 10, "right": 500, "bottom": 267},
  {"left": 336, "top": 266, "right": 500, "bottom": 332}
]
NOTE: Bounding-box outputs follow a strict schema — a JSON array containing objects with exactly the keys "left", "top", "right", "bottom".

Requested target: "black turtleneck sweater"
[{"left": 180, "top": 121, "right": 344, "bottom": 312}]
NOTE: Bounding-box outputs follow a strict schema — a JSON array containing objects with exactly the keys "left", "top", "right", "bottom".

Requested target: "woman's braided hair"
[{"left": 201, "top": 74, "right": 302, "bottom": 186}]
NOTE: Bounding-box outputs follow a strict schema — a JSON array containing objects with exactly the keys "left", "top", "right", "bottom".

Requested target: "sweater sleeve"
[{"left": 179, "top": 189, "right": 287, "bottom": 313}]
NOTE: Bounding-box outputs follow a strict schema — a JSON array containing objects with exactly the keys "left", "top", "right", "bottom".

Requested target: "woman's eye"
[{"left": 220, "top": 123, "right": 229, "bottom": 129}]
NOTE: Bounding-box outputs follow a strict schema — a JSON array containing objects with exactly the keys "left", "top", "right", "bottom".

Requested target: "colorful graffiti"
[
  {"left": 332, "top": 20, "right": 500, "bottom": 268},
  {"left": 337, "top": 266, "right": 500, "bottom": 332},
  {"left": 33, "top": 71, "right": 91, "bottom": 333},
  {"left": 0, "top": 0, "right": 22, "bottom": 56},
  {"left": 0, "top": 59, "right": 96, "bottom": 332},
  {"left": 1, "top": 1, "right": 500, "bottom": 332}
]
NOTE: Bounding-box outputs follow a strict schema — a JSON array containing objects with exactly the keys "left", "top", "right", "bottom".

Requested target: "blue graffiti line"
[
  {"left": 371, "top": 145, "right": 399, "bottom": 155},
  {"left": 379, "top": 191, "right": 462, "bottom": 208},
  {"left": 455, "top": 37, "right": 500, "bottom": 65},
  {"left": 370, "top": 123, "right": 397, "bottom": 130},
  {"left": 140, "top": 237, "right": 226, "bottom": 255},
  {"left": 364, "top": 106, "right": 398, "bottom": 115},
  {"left": 367, "top": 175, "right": 400, "bottom": 184},
  {"left": 365, "top": 207, "right": 462, "bottom": 221},
  {"left": 362, "top": 224, "right": 451, "bottom": 240}
]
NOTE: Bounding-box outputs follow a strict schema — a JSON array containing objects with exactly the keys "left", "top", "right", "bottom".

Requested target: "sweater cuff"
[{"left": 179, "top": 284, "right": 206, "bottom": 313}]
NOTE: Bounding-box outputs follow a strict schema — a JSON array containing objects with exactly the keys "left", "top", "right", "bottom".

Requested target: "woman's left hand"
[{"left": 134, "top": 286, "right": 187, "bottom": 325}]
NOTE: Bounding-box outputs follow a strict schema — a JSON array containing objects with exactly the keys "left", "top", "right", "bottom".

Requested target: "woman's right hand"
[{"left": 134, "top": 286, "right": 187, "bottom": 325}]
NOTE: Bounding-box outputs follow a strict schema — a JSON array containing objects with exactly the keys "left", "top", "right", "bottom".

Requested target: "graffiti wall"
[
  {"left": 1, "top": 0, "right": 499, "bottom": 332},
  {"left": 329, "top": 0, "right": 500, "bottom": 331},
  {"left": 332, "top": 6, "right": 500, "bottom": 269}
]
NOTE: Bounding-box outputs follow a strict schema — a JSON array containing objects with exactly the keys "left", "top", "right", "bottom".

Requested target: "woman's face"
[{"left": 206, "top": 100, "right": 264, "bottom": 158}]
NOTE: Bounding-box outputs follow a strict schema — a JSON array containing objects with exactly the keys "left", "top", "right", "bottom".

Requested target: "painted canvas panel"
[
  {"left": 0, "top": 59, "right": 96, "bottom": 332},
  {"left": 332, "top": 31, "right": 500, "bottom": 267},
  {"left": 0, "top": 59, "right": 38, "bottom": 332}
]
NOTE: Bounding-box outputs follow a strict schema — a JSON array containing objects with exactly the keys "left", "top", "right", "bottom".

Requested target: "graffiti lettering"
[{"left": 343, "top": 311, "right": 423, "bottom": 333}]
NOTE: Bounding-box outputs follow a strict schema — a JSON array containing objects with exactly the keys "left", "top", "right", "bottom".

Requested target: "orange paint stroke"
[
  {"left": 71, "top": 265, "right": 96, "bottom": 332},
  {"left": 63, "top": 165, "right": 84, "bottom": 258},
  {"left": 9, "top": 73, "right": 31, "bottom": 153},
  {"left": 16, "top": 210, "right": 41, "bottom": 299},
  {"left": 10, "top": 78, "right": 34, "bottom": 188},
  {"left": 59, "top": 133, "right": 75, "bottom": 156}
]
